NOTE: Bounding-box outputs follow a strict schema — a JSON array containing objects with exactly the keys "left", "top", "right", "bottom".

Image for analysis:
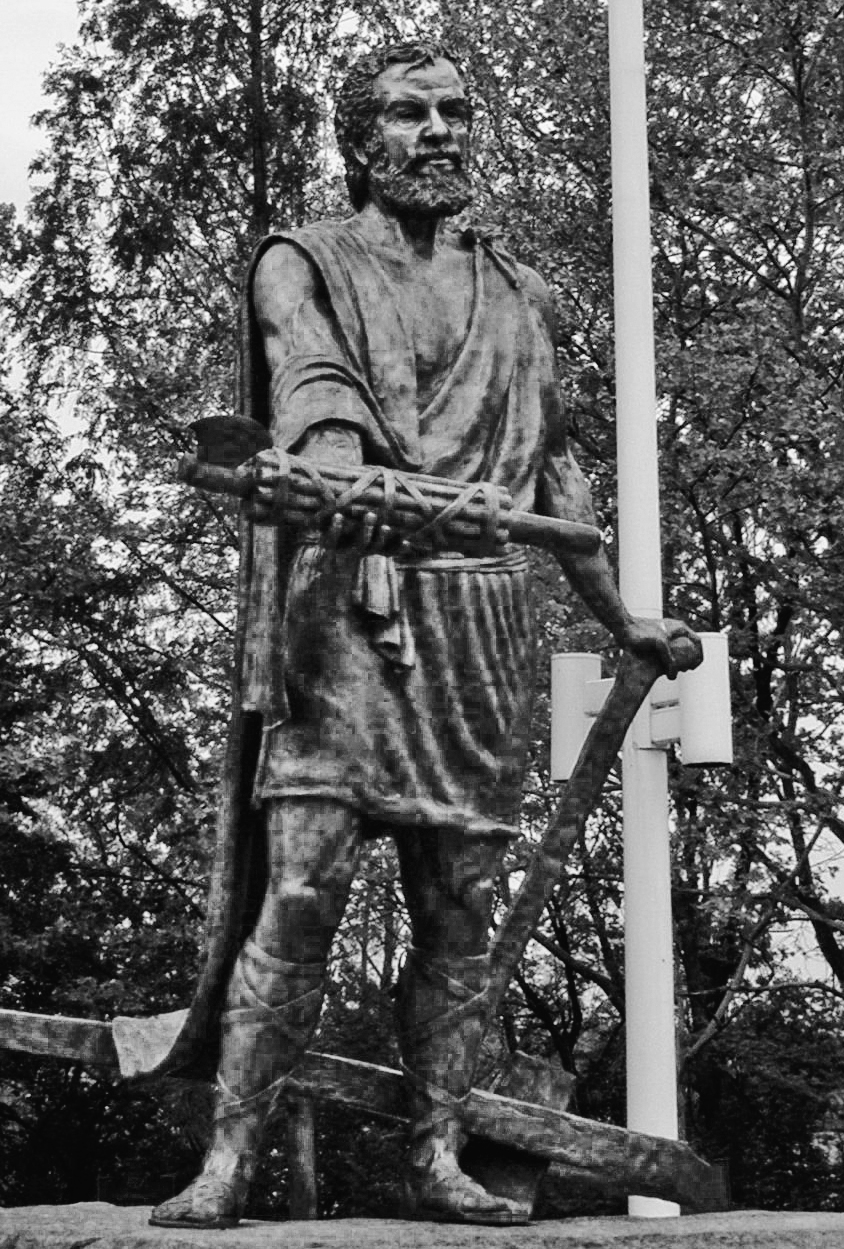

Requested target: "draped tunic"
[{"left": 240, "top": 216, "right": 591, "bottom": 838}]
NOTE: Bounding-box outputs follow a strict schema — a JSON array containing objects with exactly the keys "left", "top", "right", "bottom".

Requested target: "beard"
[{"left": 368, "top": 151, "right": 474, "bottom": 217}]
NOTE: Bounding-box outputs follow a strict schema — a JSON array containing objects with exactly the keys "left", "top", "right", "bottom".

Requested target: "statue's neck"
[{"left": 356, "top": 198, "right": 447, "bottom": 261}]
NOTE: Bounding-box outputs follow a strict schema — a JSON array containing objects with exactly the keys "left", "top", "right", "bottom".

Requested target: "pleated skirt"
[{"left": 253, "top": 544, "right": 535, "bottom": 839}]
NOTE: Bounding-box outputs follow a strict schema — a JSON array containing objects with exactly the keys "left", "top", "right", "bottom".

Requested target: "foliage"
[
  {"left": 439, "top": 0, "right": 844, "bottom": 1202},
  {"left": 0, "top": 0, "right": 354, "bottom": 1204},
  {"left": 693, "top": 989, "right": 844, "bottom": 1209}
]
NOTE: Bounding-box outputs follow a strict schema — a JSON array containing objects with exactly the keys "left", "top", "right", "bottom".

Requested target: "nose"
[{"left": 424, "top": 106, "right": 451, "bottom": 140}]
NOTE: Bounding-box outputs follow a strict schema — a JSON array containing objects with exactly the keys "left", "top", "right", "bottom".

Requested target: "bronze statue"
[{"left": 144, "top": 41, "right": 698, "bottom": 1229}]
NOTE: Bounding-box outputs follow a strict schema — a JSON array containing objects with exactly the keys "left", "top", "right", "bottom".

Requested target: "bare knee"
[
  {"left": 399, "top": 834, "right": 503, "bottom": 957},
  {"left": 277, "top": 876, "right": 343, "bottom": 930},
  {"left": 253, "top": 798, "right": 361, "bottom": 961},
  {"left": 253, "top": 876, "right": 343, "bottom": 959},
  {"left": 410, "top": 873, "right": 496, "bottom": 957}
]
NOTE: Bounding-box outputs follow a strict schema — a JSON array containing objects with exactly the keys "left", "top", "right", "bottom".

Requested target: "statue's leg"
[
  {"left": 395, "top": 831, "right": 527, "bottom": 1226},
  {"left": 150, "top": 797, "right": 360, "bottom": 1229}
]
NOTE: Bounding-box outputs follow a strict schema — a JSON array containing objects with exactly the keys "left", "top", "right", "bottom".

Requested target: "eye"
[
  {"left": 389, "top": 103, "right": 425, "bottom": 123},
  {"left": 440, "top": 101, "right": 468, "bottom": 125}
]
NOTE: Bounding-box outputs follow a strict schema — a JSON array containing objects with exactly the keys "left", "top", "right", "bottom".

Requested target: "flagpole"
[{"left": 607, "top": 0, "right": 680, "bottom": 1218}]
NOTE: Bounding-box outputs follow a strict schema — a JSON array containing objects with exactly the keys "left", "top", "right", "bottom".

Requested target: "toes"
[
  {"left": 148, "top": 1178, "right": 240, "bottom": 1230},
  {"left": 406, "top": 1167, "right": 529, "bottom": 1226}
]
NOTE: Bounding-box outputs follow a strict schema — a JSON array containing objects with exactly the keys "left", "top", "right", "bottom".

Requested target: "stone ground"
[{"left": 1, "top": 1205, "right": 844, "bottom": 1248}]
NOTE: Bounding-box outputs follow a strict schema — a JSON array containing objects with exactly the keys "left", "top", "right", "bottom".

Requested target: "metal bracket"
[{"left": 551, "top": 633, "right": 733, "bottom": 781}]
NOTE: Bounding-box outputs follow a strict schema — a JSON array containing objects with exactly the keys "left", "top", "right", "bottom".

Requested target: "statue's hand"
[
  {"left": 620, "top": 617, "right": 703, "bottom": 680},
  {"left": 243, "top": 449, "right": 284, "bottom": 523},
  {"left": 242, "top": 449, "right": 384, "bottom": 549}
]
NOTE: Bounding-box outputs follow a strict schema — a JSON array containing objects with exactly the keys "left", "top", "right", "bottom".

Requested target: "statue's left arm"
[
  {"left": 539, "top": 455, "right": 696, "bottom": 677},
  {"left": 529, "top": 272, "right": 700, "bottom": 678}
]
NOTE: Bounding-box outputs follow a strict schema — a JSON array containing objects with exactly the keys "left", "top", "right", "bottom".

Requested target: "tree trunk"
[
  {"left": 248, "top": 0, "right": 271, "bottom": 239},
  {"left": 286, "top": 1095, "right": 318, "bottom": 1220}
]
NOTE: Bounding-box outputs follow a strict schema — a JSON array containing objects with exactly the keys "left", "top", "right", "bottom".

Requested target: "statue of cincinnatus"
[{"left": 125, "top": 40, "right": 699, "bottom": 1230}]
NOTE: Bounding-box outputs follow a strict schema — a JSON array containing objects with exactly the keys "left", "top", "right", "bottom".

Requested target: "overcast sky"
[{"left": 1, "top": 0, "right": 83, "bottom": 209}]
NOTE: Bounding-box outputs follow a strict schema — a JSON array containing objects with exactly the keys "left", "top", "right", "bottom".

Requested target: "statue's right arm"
[{"left": 252, "top": 243, "right": 365, "bottom": 469}]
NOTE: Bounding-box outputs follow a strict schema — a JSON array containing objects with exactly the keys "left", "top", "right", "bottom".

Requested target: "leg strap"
[
  {"left": 399, "top": 1064, "right": 470, "bottom": 1139},
  {"left": 218, "top": 938, "right": 325, "bottom": 1103},
  {"left": 395, "top": 950, "right": 526, "bottom": 1226},
  {"left": 396, "top": 947, "right": 492, "bottom": 1117},
  {"left": 396, "top": 948, "right": 491, "bottom": 1048}
]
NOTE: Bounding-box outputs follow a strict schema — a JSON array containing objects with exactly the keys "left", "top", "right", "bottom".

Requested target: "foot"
[
  {"left": 149, "top": 1173, "right": 244, "bottom": 1230},
  {"left": 405, "top": 1154, "right": 530, "bottom": 1226}
]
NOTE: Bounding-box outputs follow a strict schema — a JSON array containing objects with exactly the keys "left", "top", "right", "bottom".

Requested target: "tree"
[
  {"left": 438, "top": 0, "right": 844, "bottom": 1199},
  {"left": 1, "top": 0, "right": 353, "bottom": 1203}
]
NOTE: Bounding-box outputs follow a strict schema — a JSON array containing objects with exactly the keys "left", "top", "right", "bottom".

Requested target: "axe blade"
[{"left": 189, "top": 415, "right": 273, "bottom": 467}]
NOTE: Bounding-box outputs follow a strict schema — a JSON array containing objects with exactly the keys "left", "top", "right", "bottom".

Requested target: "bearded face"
[
  {"left": 361, "top": 58, "right": 474, "bottom": 218},
  {"left": 367, "top": 144, "right": 473, "bottom": 217}
]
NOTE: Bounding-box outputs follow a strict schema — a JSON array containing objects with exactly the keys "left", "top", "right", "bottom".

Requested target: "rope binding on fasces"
[{"left": 185, "top": 449, "right": 514, "bottom": 556}]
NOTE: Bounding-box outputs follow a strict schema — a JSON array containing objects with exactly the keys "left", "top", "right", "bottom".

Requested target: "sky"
[{"left": 1, "top": 0, "right": 83, "bottom": 209}]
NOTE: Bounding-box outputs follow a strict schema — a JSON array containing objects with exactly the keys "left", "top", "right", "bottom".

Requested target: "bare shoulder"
[
  {"left": 517, "top": 261, "right": 553, "bottom": 308},
  {"left": 253, "top": 241, "right": 320, "bottom": 327},
  {"left": 515, "top": 261, "right": 556, "bottom": 342}
]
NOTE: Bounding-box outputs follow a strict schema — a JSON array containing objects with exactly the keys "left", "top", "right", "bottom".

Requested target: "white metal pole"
[{"left": 607, "top": 0, "right": 680, "bottom": 1218}]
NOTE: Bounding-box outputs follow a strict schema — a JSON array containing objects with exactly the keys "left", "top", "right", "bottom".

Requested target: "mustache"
[{"left": 407, "top": 152, "right": 463, "bottom": 172}]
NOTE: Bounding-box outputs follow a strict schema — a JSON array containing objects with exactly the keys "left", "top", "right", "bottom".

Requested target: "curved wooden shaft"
[{"left": 488, "top": 649, "right": 663, "bottom": 1011}]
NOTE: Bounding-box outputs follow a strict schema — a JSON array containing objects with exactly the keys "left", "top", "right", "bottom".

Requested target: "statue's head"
[{"left": 335, "top": 41, "right": 474, "bottom": 216}]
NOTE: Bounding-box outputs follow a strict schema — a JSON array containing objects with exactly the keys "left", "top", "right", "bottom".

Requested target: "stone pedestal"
[{"left": 1, "top": 1204, "right": 844, "bottom": 1248}]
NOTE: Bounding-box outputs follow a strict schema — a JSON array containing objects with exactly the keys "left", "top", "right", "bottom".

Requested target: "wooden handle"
[
  {"left": 180, "top": 455, "right": 602, "bottom": 558},
  {"left": 179, "top": 456, "right": 254, "bottom": 496},
  {"left": 488, "top": 650, "right": 661, "bottom": 1005},
  {"left": 507, "top": 509, "right": 601, "bottom": 557}
]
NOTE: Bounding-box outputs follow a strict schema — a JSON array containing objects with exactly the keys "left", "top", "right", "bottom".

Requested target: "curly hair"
[{"left": 334, "top": 41, "right": 471, "bottom": 211}]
